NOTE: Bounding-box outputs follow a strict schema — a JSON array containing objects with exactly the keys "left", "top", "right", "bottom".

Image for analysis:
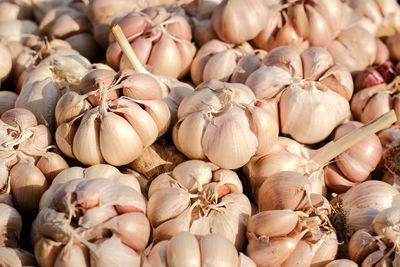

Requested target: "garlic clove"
[
  {"left": 281, "top": 240, "right": 315, "bottom": 267},
  {"left": 173, "top": 113, "right": 208, "bottom": 160},
  {"left": 305, "top": 5, "right": 332, "bottom": 47},
  {"left": 72, "top": 110, "right": 104, "bottom": 165},
  {"left": 200, "top": 233, "right": 239, "bottom": 267},
  {"left": 172, "top": 160, "right": 213, "bottom": 191},
  {"left": 239, "top": 252, "right": 256, "bottom": 267},
  {"left": 230, "top": 54, "right": 262, "bottom": 84},
  {"left": 301, "top": 47, "right": 333, "bottom": 80},
  {"left": 202, "top": 49, "right": 237, "bottom": 82},
  {"left": 134, "top": 99, "right": 171, "bottom": 136},
  {"left": 144, "top": 241, "right": 168, "bottom": 267},
  {"left": 1, "top": 107, "right": 37, "bottom": 131},
  {"left": 36, "top": 152, "right": 69, "bottom": 184},
  {"left": 360, "top": 92, "right": 392, "bottom": 124},
  {"left": 153, "top": 206, "right": 192, "bottom": 242},
  {"left": 99, "top": 112, "right": 143, "bottom": 166},
  {"left": 371, "top": 206, "right": 400, "bottom": 245},
  {"left": 311, "top": 231, "right": 338, "bottom": 266},
  {"left": 147, "top": 187, "right": 191, "bottom": 227},
  {"left": 54, "top": 244, "right": 88, "bottom": 267},
  {"left": 166, "top": 232, "right": 201, "bottom": 267},
  {"left": 247, "top": 210, "right": 299, "bottom": 238},
  {"left": 202, "top": 106, "right": 258, "bottom": 169},
  {"left": 55, "top": 122, "right": 78, "bottom": 159},
  {"left": 319, "top": 64, "right": 354, "bottom": 101},
  {"left": 324, "top": 164, "right": 358, "bottom": 193},
  {"left": 325, "top": 259, "right": 358, "bottom": 267}
]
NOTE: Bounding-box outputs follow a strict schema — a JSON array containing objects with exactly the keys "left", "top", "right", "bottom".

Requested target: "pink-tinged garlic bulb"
[
  {"left": 346, "top": 0, "right": 400, "bottom": 37},
  {"left": 211, "top": 0, "right": 267, "bottom": 44},
  {"left": 348, "top": 207, "right": 400, "bottom": 266},
  {"left": 353, "top": 61, "right": 396, "bottom": 91},
  {"left": 331, "top": 180, "right": 400, "bottom": 237},
  {"left": 253, "top": 0, "right": 344, "bottom": 51},
  {"left": 245, "top": 46, "right": 352, "bottom": 144},
  {"left": 173, "top": 80, "right": 279, "bottom": 169},
  {"left": 351, "top": 76, "right": 400, "bottom": 124},
  {"left": 245, "top": 111, "right": 397, "bottom": 200},
  {"left": 15, "top": 52, "right": 100, "bottom": 129},
  {"left": 324, "top": 121, "right": 382, "bottom": 193},
  {"left": 328, "top": 26, "right": 378, "bottom": 72},
  {"left": 0, "top": 91, "right": 18, "bottom": 115},
  {"left": 55, "top": 69, "right": 170, "bottom": 166},
  {"left": 38, "top": 5, "right": 99, "bottom": 61},
  {"left": 0, "top": 203, "right": 22, "bottom": 247},
  {"left": 0, "top": 108, "right": 70, "bottom": 216},
  {"left": 0, "top": 42, "right": 12, "bottom": 82},
  {"left": 39, "top": 164, "right": 142, "bottom": 210},
  {"left": 147, "top": 160, "right": 251, "bottom": 249},
  {"left": 0, "top": 247, "right": 37, "bottom": 266},
  {"left": 32, "top": 177, "right": 148, "bottom": 267},
  {"left": 379, "top": 126, "right": 400, "bottom": 190},
  {"left": 190, "top": 39, "right": 264, "bottom": 86},
  {"left": 88, "top": 0, "right": 150, "bottom": 47},
  {"left": 106, "top": 6, "right": 196, "bottom": 79},
  {"left": 142, "top": 232, "right": 256, "bottom": 267},
  {"left": 247, "top": 200, "right": 338, "bottom": 266}
]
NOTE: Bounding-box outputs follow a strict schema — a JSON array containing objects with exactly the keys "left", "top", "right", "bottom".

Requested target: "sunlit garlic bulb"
[
  {"left": 173, "top": 80, "right": 279, "bottom": 169},
  {"left": 147, "top": 160, "right": 251, "bottom": 249}
]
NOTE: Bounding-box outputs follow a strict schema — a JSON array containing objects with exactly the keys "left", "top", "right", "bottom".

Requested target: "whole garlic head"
[{"left": 173, "top": 80, "right": 279, "bottom": 169}]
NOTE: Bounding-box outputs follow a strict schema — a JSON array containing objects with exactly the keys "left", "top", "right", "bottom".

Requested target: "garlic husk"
[
  {"left": 33, "top": 177, "right": 148, "bottom": 267},
  {"left": 371, "top": 206, "right": 400, "bottom": 245},
  {"left": 211, "top": 0, "right": 267, "bottom": 44},
  {"left": 0, "top": 91, "right": 18, "bottom": 115},
  {"left": 173, "top": 80, "right": 278, "bottom": 169},
  {"left": 147, "top": 160, "right": 251, "bottom": 250}
]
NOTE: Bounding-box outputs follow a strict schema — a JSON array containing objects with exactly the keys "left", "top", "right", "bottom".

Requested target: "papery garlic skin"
[
  {"left": 106, "top": 5, "right": 196, "bottom": 79},
  {"left": 55, "top": 69, "right": 171, "bottom": 166},
  {"left": 0, "top": 203, "right": 22, "bottom": 248},
  {"left": 0, "top": 247, "right": 37, "bottom": 267},
  {"left": 147, "top": 160, "right": 251, "bottom": 250},
  {"left": 173, "top": 80, "right": 278, "bottom": 169},
  {"left": 32, "top": 177, "right": 148, "bottom": 267}
]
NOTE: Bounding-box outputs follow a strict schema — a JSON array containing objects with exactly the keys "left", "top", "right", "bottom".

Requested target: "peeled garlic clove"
[
  {"left": 10, "top": 162, "right": 49, "bottom": 216},
  {"left": 166, "top": 232, "right": 201, "bottom": 267},
  {"left": 258, "top": 171, "right": 311, "bottom": 211},
  {"left": 247, "top": 210, "right": 299, "bottom": 238},
  {"left": 211, "top": 0, "right": 267, "bottom": 44},
  {"left": 200, "top": 233, "right": 239, "bottom": 267}
]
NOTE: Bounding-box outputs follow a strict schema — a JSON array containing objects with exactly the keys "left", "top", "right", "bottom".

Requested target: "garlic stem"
[
  {"left": 311, "top": 110, "right": 397, "bottom": 166},
  {"left": 111, "top": 25, "right": 151, "bottom": 75}
]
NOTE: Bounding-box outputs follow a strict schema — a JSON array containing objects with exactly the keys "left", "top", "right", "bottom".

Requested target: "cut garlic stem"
[{"left": 311, "top": 110, "right": 397, "bottom": 166}]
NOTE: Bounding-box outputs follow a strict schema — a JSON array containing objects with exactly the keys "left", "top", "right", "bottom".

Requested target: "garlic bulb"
[
  {"left": 173, "top": 80, "right": 279, "bottom": 169},
  {"left": 331, "top": 180, "right": 400, "bottom": 236},
  {"left": 346, "top": 0, "right": 400, "bottom": 37},
  {"left": 15, "top": 52, "right": 97, "bottom": 129},
  {"left": 245, "top": 46, "right": 352, "bottom": 144},
  {"left": 211, "top": 0, "right": 267, "bottom": 44},
  {"left": 0, "top": 203, "right": 22, "bottom": 248},
  {"left": 142, "top": 232, "right": 256, "bottom": 267},
  {"left": 253, "top": 0, "right": 345, "bottom": 51},
  {"left": 348, "top": 207, "right": 400, "bottom": 265},
  {"left": 351, "top": 76, "right": 400, "bottom": 124},
  {"left": 39, "top": 164, "right": 142, "bottom": 210},
  {"left": 325, "top": 259, "right": 358, "bottom": 267},
  {"left": 55, "top": 68, "right": 170, "bottom": 166},
  {"left": 247, "top": 204, "right": 338, "bottom": 267},
  {"left": 324, "top": 121, "right": 382, "bottom": 193},
  {"left": 0, "top": 91, "right": 18, "bottom": 115},
  {"left": 328, "top": 26, "right": 377, "bottom": 72},
  {"left": 32, "top": 177, "right": 148, "bottom": 267},
  {"left": 147, "top": 160, "right": 251, "bottom": 249},
  {"left": 38, "top": 5, "right": 99, "bottom": 61},
  {"left": 0, "top": 247, "right": 37, "bottom": 267},
  {"left": 190, "top": 39, "right": 263, "bottom": 86},
  {"left": 0, "top": 42, "right": 12, "bottom": 82},
  {"left": 107, "top": 6, "right": 196, "bottom": 79}
]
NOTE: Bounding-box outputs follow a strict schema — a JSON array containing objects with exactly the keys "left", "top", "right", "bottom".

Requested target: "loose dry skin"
[
  {"left": 33, "top": 177, "right": 149, "bottom": 267},
  {"left": 107, "top": 5, "right": 196, "bottom": 79},
  {"left": 142, "top": 232, "right": 256, "bottom": 267},
  {"left": 147, "top": 160, "right": 251, "bottom": 250}
]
